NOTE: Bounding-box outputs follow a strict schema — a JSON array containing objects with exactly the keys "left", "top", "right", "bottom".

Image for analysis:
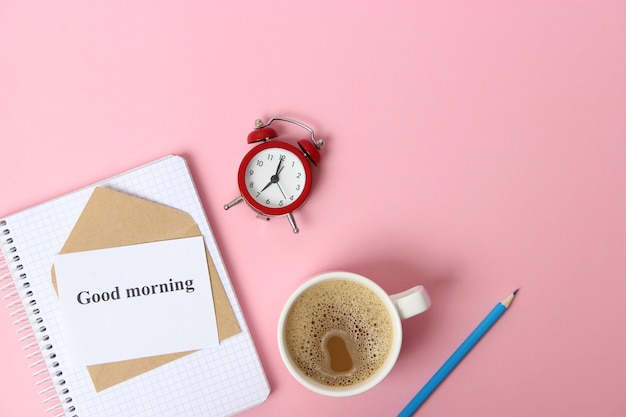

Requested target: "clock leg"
[
  {"left": 286, "top": 213, "right": 299, "bottom": 234},
  {"left": 224, "top": 196, "right": 244, "bottom": 210}
]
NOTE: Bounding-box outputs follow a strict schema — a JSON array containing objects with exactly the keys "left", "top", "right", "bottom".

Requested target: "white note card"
[{"left": 54, "top": 236, "right": 219, "bottom": 366}]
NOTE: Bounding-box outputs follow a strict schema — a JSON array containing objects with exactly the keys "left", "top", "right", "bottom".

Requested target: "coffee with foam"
[{"left": 283, "top": 279, "right": 395, "bottom": 387}]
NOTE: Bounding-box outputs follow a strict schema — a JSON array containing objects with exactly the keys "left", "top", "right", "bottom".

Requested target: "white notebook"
[{"left": 0, "top": 155, "right": 269, "bottom": 416}]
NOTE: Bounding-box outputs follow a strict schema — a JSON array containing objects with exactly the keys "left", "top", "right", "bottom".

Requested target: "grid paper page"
[{"left": 0, "top": 155, "right": 269, "bottom": 417}]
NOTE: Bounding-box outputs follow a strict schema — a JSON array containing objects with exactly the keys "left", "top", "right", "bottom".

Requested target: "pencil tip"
[{"left": 513, "top": 288, "right": 520, "bottom": 295}]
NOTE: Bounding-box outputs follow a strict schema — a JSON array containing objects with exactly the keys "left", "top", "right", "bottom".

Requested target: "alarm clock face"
[{"left": 238, "top": 141, "right": 313, "bottom": 216}]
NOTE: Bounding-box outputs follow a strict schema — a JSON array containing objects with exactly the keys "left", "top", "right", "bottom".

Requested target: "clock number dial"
[
  {"left": 237, "top": 141, "right": 313, "bottom": 216},
  {"left": 246, "top": 150, "right": 304, "bottom": 207}
]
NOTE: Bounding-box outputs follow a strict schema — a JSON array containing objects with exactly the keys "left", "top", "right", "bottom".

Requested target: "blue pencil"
[{"left": 397, "top": 289, "right": 519, "bottom": 417}]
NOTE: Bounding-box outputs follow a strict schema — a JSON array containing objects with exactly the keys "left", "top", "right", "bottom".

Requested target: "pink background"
[{"left": 1, "top": 1, "right": 625, "bottom": 416}]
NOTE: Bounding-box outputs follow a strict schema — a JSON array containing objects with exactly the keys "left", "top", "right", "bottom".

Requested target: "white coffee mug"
[{"left": 277, "top": 271, "right": 431, "bottom": 396}]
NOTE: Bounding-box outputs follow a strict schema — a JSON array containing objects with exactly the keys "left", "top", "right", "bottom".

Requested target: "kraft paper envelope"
[{"left": 51, "top": 187, "right": 241, "bottom": 392}]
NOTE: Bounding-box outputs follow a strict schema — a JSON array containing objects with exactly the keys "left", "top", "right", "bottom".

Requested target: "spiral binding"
[{"left": 1, "top": 220, "right": 77, "bottom": 417}]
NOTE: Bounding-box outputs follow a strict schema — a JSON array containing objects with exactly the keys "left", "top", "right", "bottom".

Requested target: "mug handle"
[{"left": 389, "top": 286, "right": 431, "bottom": 320}]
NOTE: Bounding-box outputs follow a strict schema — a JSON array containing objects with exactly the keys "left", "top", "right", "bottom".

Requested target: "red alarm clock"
[{"left": 224, "top": 117, "right": 324, "bottom": 233}]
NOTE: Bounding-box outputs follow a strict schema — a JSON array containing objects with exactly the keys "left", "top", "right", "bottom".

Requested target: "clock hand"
[
  {"left": 275, "top": 157, "right": 284, "bottom": 175},
  {"left": 259, "top": 157, "right": 284, "bottom": 194},
  {"left": 260, "top": 172, "right": 282, "bottom": 194},
  {"left": 260, "top": 180, "right": 273, "bottom": 192},
  {"left": 276, "top": 182, "right": 287, "bottom": 199},
  {"left": 274, "top": 158, "right": 288, "bottom": 198}
]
